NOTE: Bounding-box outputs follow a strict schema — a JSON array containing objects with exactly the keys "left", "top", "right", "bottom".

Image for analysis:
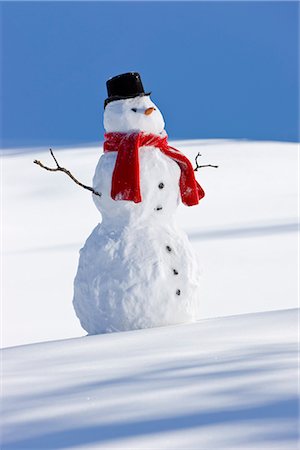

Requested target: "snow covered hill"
[
  {"left": 2, "top": 140, "right": 298, "bottom": 348},
  {"left": 2, "top": 308, "right": 298, "bottom": 449},
  {"left": 1, "top": 140, "right": 298, "bottom": 449}
]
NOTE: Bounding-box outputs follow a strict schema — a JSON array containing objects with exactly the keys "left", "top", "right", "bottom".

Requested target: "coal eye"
[{"left": 131, "top": 108, "right": 137, "bottom": 112}]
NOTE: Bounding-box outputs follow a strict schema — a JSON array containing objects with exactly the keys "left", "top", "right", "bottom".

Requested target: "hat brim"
[{"left": 104, "top": 92, "right": 151, "bottom": 108}]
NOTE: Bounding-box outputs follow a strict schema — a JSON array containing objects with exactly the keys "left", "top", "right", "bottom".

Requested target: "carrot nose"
[{"left": 144, "top": 107, "right": 156, "bottom": 116}]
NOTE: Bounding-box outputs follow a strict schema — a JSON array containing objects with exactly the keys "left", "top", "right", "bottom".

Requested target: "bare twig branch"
[
  {"left": 194, "top": 152, "right": 219, "bottom": 171},
  {"left": 33, "top": 149, "right": 102, "bottom": 197},
  {"left": 49, "top": 148, "right": 60, "bottom": 168}
]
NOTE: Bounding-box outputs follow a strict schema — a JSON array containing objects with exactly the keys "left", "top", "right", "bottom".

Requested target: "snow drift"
[
  {"left": 1, "top": 139, "right": 298, "bottom": 449},
  {"left": 2, "top": 308, "right": 298, "bottom": 449},
  {"left": 2, "top": 140, "right": 298, "bottom": 347}
]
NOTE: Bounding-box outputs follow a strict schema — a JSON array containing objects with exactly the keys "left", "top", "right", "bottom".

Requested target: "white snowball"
[
  {"left": 73, "top": 222, "right": 201, "bottom": 334},
  {"left": 104, "top": 96, "right": 165, "bottom": 135},
  {"left": 92, "top": 148, "right": 181, "bottom": 226}
]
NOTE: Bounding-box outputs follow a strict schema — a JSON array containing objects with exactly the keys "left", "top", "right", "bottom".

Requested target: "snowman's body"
[{"left": 73, "top": 93, "right": 202, "bottom": 334}]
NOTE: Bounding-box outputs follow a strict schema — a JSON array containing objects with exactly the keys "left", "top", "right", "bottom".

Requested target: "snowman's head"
[{"left": 104, "top": 95, "right": 165, "bottom": 135}]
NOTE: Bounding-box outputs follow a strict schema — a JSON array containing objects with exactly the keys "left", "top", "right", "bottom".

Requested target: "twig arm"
[
  {"left": 194, "top": 152, "right": 219, "bottom": 171},
  {"left": 33, "top": 149, "right": 102, "bottom": 197}
]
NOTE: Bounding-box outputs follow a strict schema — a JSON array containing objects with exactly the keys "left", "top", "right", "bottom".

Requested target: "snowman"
[{"left": 73, "top": 72, "right": 205, "bottom": 334}]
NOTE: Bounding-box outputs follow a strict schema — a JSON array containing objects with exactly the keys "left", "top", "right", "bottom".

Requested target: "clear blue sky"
[{"left": 1, "top": 1, "right": 299, "bottom": 148}]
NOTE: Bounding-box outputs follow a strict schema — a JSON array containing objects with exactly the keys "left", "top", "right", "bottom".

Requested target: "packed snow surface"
[
  {"left": 2, "top": 139, "right": 298, "bottom": 347},
  {"left": 2, "top": 308, "right": 298, "bottom": 449},
  {"left": 1, "top": 139, "right": 298, "bottom": 449}
]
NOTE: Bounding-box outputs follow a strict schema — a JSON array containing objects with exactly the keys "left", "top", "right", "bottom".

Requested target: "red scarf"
[{"left": 103, "top": 132, "right": 205, "bottom": 206}]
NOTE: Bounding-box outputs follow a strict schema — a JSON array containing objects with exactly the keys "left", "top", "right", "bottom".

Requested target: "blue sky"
[{"left": 1, "top": 1, "right": 299, "bottom": 147}]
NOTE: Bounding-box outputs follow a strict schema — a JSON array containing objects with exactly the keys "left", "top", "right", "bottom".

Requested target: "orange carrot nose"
[{"left": 144, "top": 107, "right": 156, "bottom": 116}]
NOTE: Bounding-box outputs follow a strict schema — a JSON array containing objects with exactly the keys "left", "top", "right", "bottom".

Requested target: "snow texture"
[
  {"left": 2, "top": 308, "right": 298, "bottom": 449},
  {"left": 73, "top": 97, "right": 202, "bottom": 333},
  {"left": 1, "top": 139, "right": 298, "bottom": 347},
  {"left": 103, "top": 95, "right": 165, "bottom": 135},
  {"left": 1, "top": 138, "right": 298, "bottom": 449}
]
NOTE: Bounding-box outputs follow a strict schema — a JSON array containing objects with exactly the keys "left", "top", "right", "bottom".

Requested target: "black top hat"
[{"left": 104, "top": 72, "right": 151, "bottom": 108}]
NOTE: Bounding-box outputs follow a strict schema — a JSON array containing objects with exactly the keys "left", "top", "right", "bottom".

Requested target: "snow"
[
  {"left": 103, "top": 95, "right": 165, "bottom": 134},
  {"left": 92, "top": 144, "right": 181, "bottom": 224},
  {"left": 2, "top": 139, "right": 298, "bottom": 348},
  {"left": 73, "top": 219, "right": 201, "bottom": 334},
  {"left": 2, "top": 308, "right": 298, "bottom": 449},
  {"left": 1, "top": 138, "right": 298, "bottom": 449}
]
